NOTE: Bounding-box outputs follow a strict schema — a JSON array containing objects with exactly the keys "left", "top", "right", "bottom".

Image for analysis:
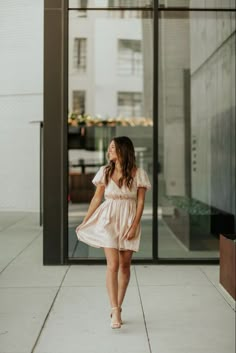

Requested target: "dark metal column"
[
  {"left": 152, "top": 0, "right": 159, "bottom": 260},
  {"left": 30, "top": 121, "right": 44, "bottom": 226},
  {"left": 43, "top": 0, "right": 68, "bottom": 264}
]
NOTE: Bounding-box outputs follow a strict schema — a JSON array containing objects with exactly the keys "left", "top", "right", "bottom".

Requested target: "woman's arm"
[
  {"left": 122, "top": 187, "right": 147, "bottom": 240},
  {"left": 77, "top": 184, "right": 105, "bottom": 228}
]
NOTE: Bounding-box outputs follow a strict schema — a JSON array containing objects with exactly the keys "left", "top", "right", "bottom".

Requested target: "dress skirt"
[{"left": 76, "top": 166, "right": 151, "bottom": 252}]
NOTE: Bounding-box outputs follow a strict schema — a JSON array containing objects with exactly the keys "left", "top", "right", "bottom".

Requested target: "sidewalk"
[{"left": 0, "top": 212, "right": 235, "bottom": 353}]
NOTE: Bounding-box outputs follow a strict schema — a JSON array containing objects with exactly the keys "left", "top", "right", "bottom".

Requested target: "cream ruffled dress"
[{"left": 75, "top": 166, "right": 151, "bottom": 252}]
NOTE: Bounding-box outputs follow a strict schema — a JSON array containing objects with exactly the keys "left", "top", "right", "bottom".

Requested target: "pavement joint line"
[
  {"left": 30, "top": 265, "right": 71, "bottom": 353},
  {"left": 199, "top": 267, "right": 236, "bottom": 311},
  {"left": 0, "top": 214, "right": 29, "bottom": 233},
  {"left": 0, "top": 285, "right": 63, "bottom": 289},
  {"left": 134, "top": 265, "right": 152, "bottom": 353},
  {"left": 0, "top": 231, "right": 42, "bottom": 275}
]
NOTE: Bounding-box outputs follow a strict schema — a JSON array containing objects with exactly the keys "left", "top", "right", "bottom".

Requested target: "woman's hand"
[
  {"left": 76, "top": 222, "right": 85, "bottom": 233},
  {"left": 76, "top": 184, "right": 105, "bottom": 233},
  {"left": 122, "top": 225, "right": 137, "bottom": 240},
  {"left": 122, "top": 188, "right": 146, "bottom": 241}
]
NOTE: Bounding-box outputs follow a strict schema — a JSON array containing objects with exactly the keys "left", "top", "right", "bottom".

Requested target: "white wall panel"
[{"left": 0, "top": 0, "right": 43, "bottom": 211}]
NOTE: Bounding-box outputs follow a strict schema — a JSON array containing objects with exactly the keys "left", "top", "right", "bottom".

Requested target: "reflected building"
[{"left": 68, "top": 5, "right": 153, "bottom": 198}]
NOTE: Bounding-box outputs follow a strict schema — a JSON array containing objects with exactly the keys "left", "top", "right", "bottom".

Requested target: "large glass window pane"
[
  {"left": 158, "top": 10, "right": 235, "bottom": 259},
  {"left": 68, "top": 9, "right": 153, "bottom": 260}
]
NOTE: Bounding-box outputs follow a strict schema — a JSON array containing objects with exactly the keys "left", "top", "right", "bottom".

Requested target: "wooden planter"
[{"left": 220, "top": 234, "right": 236, "bottom": 300}]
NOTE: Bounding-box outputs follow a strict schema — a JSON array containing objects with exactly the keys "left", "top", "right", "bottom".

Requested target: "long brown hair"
[{"left": 104, "top": 136, "right": 136, "bottom": 189}]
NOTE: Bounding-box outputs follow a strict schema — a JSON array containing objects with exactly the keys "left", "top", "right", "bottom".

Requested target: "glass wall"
[
  {"left": 158, "top": 8, "right": 236, "bottom": 259},
  {"left": 66, "top": 1, "right": 235, "bottom": 263},
  {"left": 67, "top": 7, "right": 153, "bottom": 259}
]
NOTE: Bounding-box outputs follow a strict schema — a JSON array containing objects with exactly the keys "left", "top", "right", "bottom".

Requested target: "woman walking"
[{"left": 76, "top": 136, "right": 151, "bottom": 329}]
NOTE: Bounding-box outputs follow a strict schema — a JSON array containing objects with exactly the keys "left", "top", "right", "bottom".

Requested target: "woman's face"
[{"left": 108, "top": 140, "right": 118, "bottom": 162}]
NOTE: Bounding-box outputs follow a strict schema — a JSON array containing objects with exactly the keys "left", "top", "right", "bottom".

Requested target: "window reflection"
[
  {"left": 69, "top": 0, "right": 153, "bottom": 8},
  {"left": 73, "top": 38, "right": 87, "bottom": 71},
  {"left": 73, "top": 90, "right": 86, "bottom": 113},
  {"left": 68, "top": 9, "right": 153, "bottom": 259},
  {"left": 117, "top": 92, "right": 142, "bottom": 117},
  {"left": 158, "top": 10, "right": 235, "bottom": 259},
  {"left": 118, "top": 39, "right": 143, "bottom": 76}
]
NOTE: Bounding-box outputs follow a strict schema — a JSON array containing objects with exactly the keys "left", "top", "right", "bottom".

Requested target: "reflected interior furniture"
[
  {"left": 68, "top": 125, "right": 153, "bottom": 204},
  {"left": 69, "top": 172, "right": 95, "bottom": 203},
  {"left": 69, "top": 163, "right": 103, "bottom": 203},
  {"left": 71, "top": 162, "right": 102, "bottom": 174},
  {"left": 68, "top": 125, "right": 115, "bottom": 152},
  {"left": 163, "top": 197, "right": 235, "bottom": 251},
  {"left": 220, "top": 234, "right": 236, "bottom": 300},
  {"left": 68, "top": 126, "right": 86, "bottom": 149}
]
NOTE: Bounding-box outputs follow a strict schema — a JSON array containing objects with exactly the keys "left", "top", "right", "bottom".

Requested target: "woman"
[{"left": 76, "top": 136, "right": 151, "bottom": 329}]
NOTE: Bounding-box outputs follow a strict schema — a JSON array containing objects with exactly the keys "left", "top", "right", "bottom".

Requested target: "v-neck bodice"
[
  {"left": 92, "top": 166, "right": 151, "bottom": 201},
  {"left": 106, "top": 175, "right": 137, "bottom": 200}
]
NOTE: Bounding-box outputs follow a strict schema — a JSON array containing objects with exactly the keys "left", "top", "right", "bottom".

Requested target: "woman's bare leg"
[
  {"left": 118, "top": 250, "right": 133, "bottom": 308},
  {"left": 104, "top": 248, "right": 121, "bottom": 325}
]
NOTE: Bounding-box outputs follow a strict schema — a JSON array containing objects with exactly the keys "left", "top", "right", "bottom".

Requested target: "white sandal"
[
  {"left": 119, "top": 307, "right": 123, "bottom": 325},
  {"left": 110, "top": 307, "right": 121, "bottom": 329}
]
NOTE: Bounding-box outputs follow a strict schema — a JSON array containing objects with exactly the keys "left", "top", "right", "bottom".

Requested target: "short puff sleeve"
[
  {"left": 92, "top": 166, "right": 106, "bottom": 186},
  {"left": 136, "top": 168, "right": 151, "bottom": 190}
]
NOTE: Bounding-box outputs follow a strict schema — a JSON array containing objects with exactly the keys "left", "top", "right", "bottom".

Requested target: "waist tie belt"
[{"left": 105, "top": 195, "right": 136, "bottom": 200}]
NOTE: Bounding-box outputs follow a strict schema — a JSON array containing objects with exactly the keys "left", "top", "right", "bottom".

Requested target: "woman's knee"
[
  {"left": 104, "top": 248, "right": 119, "bottom": 273},
  {"left": 107, "top": 260, "right": 119, "bottom": 273},
  {"left": 119, "top": 261, "right": 131, "bottom": 274}
]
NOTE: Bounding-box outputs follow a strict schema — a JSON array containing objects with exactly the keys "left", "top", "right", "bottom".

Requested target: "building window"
[
  {"left": 109, "top": 0, "right": 146, "bottom": 6},
  {"left": 108, "top": 0, "right": 149, "bottom": 17},
  {"left": 118, "top": 39, "right": 143, "bottom": 76},
  {"left": 73, "top": 90, "right": 86, "bottom": 114},
  {"left": 117, "top": 92, "right": 142, "bottom": 117},
  {"left": 77, "top": 0, "right": 87, "bottom": 17},
  {"left": 74, "top": 38, "right": 87, "bottom": 71}
]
